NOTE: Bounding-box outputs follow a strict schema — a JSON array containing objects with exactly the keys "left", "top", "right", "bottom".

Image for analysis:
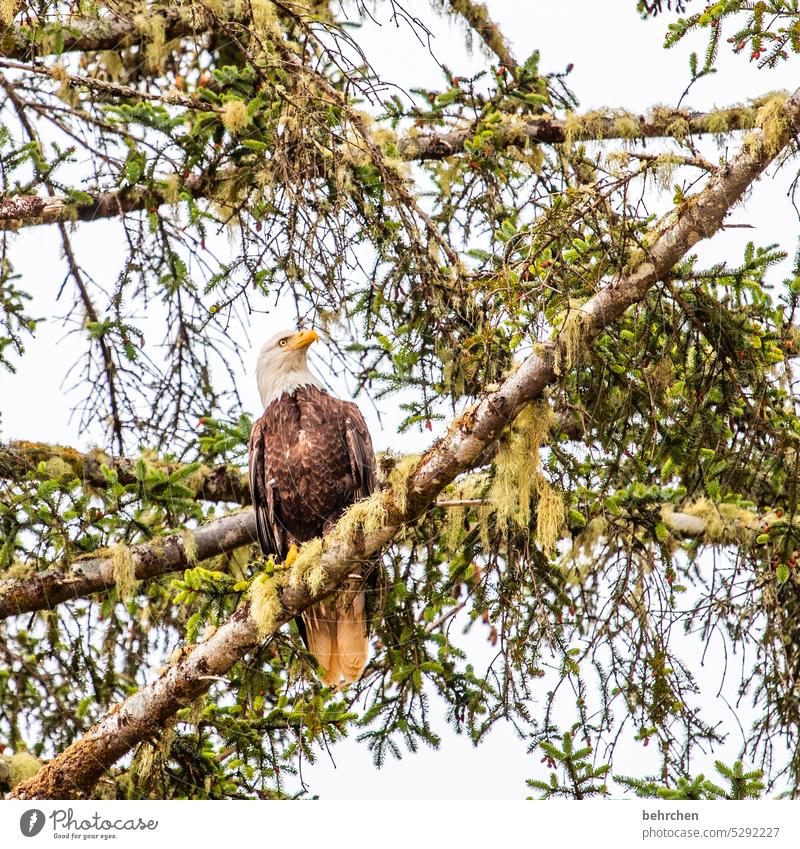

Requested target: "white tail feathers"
[{"left": 303, "top": 589, "right": 369, "bottom": 687}]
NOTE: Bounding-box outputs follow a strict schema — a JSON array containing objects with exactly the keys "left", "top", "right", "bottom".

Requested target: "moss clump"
[
  {"left": 613, "top": 114, "right": 641, "bottom": 139},
  {"left": 755, "top": 92, "right": 790, "bottom": 155},
  {"left": 249, "top": 573, "right": 282, "bottom": 638},
  {"left": 1, "top": 0, "right": 17, "bottom": 26},
  {"left": 663, "top": 498, "right": 758, "bottom": 544},
  {"left": 8, "top": 752, "right": 42, "bottom": 787},
  {"left": 666, "top": 117, "right": 690, "bottom": 141},
  {"left": 182, "top": 530, "right": 198, "bottom": 566},
  {"left": 111, "top": 543, "right": 138, "bottom": 601},
  {"left": 222, "top": 99, "right": 250, "bottom": 135},
  {"left": 44, "top": 456, "right": 76, "bottom": 480},
  {"left": 252, "top": 0, "right": 282, "bottom": 41},
  {"left": 290, "top": 537, "right": 325, "bottom": 593},
  {"left": 697, "top": 109, "right": 731, "bottom": 135},
  {"left": 332, "top": 491, "right": 390, "bottom": 544}
]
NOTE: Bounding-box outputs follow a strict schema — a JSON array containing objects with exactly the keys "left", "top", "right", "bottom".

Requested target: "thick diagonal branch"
[
  {"left": 10, "top": 86, "right": 800, "bottom": 800},
  {"left": 445, "top": 0, "right": 518, "bottom": 71}
]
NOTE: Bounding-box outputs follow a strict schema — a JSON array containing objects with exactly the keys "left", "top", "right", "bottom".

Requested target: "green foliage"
[
  {"left": 527, "top": 731, "right": 610, "bottom": 798},
  {"left": 617, "top": 760, "right": 765, "bottom": 799},
  {"left": 2, "top": 0, "right": 800, "bottom": 800}
]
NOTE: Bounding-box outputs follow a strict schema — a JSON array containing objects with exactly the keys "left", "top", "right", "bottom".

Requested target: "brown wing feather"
[
  {"left": 248, "top": 417, "right": 288, "bottom": 559},
  {"left": 342, "top": 402, "right": 377, "bottom": 500}
]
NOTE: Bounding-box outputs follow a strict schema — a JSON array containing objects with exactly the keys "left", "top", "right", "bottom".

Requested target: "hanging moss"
[
  {"left": 111, "top": 543, "right": 138, "bottom": 601},
  {"left": 249, "top": 573, "right": 282, "bottom": 638},
  {"left": 652, "top": 153, "right": 685, "bottom": 191},
  {"left": 554, "top": 300, "right": 592, "bottom": 375},
  {"left": 489, "top": 401, "right": 565, "bottom": 553},
  {"left": 755, "top": 92, "right": 790, "bottom": 155},
  {"left": 182, "top": 530, "right": 198, "bottom": 566},
  {"left": 386, "top": 453, "right": 420, "bottom": 514},
  {"left": 133, "top": 12, "right": 167, "bottom": 73}
]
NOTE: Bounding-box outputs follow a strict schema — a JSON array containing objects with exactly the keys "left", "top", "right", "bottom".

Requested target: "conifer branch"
[
  {"left": 0, "top": 509, "right": 256, "bottom": 621},
  {"left": 0, "top": 441, "right": 250, "bottom": 504},
  {"left": 0, "top": 58, "right": 222, "bottom": 114},
  {"left": 0, "top": 6, "right": 233, "bottom": 61},
  {"left": 0, "top": 99, "right": 769, "bottom": 231},
  {"left": 10, "top": 85, "right": 800, "bottom": 799}
]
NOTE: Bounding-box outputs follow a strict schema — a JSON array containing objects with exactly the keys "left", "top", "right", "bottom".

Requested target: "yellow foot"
[{"left": 284, "top": 544, "right": 299, "bottom": 569}]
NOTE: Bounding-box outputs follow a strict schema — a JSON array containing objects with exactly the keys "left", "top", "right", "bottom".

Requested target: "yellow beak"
[{"left": 286, "top": 328, "right": 319, "bottom": 351}]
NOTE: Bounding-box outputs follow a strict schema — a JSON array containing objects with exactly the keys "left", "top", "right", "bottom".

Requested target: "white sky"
[{"left": 2, "top": 0, "right": 800, "bottom": 799}]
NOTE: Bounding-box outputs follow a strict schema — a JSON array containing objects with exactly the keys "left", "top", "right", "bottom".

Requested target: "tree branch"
[
  {"left": 0, "top": 58, "right": 221, "bottom": 114},
  {"left": 10, "top": 85, "right": 800, "bottom": 799},
  {"left": 0, "top": 6, "right": 228, "bottom": 62},
  {"left": 398, "top": 103, "right": 766, "bottom": 161},
  {"left": 0, "top": 172, "right": 216, "bottom": 230},
  {"left": 0, "top": 100, "right": 767, "bottom": 231},
  {"left": 0, "top": 509, "right": 256, "bottom": 621},
  {"left": 445, "top": 0, "right": 518, "bottom": 72},
  {"left": 0, "top": 440, "right": 250, "bottom": 503}
]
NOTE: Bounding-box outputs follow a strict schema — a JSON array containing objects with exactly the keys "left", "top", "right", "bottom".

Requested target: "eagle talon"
[{"left": 284, "top": 544, "right": 299, "bottom": 569}]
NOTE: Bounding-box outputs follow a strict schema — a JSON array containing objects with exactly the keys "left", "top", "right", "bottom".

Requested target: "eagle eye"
[{"left": 279, "top": 338, "right": 288, "bottom": 348}]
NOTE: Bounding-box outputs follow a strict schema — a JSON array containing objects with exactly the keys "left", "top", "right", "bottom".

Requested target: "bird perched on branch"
[{"left": 248, "top": 328, "right": 377, "bottom": 686}]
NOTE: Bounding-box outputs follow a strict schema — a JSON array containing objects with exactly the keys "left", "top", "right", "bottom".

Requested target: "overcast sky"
[{"left": 2, "top": 0, "right": 799, "bottom": 798}]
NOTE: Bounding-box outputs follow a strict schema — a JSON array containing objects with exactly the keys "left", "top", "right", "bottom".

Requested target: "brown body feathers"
[{"left": 248, "top": 384, "right": 377, "bottom": 685}]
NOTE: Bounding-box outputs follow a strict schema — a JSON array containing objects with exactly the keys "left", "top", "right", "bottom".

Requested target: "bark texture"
[{"left": 10, "top": 85, "right": 800, "bottom": 799}]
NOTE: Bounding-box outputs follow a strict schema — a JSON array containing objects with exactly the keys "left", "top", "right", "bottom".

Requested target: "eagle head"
[{"left": 256, "top": 328, "right": 323, "bottom": 408}]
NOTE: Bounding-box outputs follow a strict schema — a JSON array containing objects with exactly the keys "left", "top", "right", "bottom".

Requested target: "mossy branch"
[
  {"left": 0, "top": 441, "right": 250, "bottom": 504},
  {"left": 0, "top": 96, "right": 785, "bottom": 232},
  {"left": 444, "top": 0, "right": 518, "bottom": 72},
  {"left": 398, "top": 101, "right": 773, "bottom": 161},
  {"left": 0, "top": 4, "right": 243, "bottom": 61},
  {"left": 11, "top": 84, "right": 800, "bottom": 799},
  {"left": 0, "top": 509, "right": 257, "bottom": 621}
]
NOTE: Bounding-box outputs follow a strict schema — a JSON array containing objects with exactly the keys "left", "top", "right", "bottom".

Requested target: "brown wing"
[
  {"left": 248, "top": 417, "right": 289, "bottom": 559},
  {"left": 342, "top": 401, "right": 377, "bottom": 501}
]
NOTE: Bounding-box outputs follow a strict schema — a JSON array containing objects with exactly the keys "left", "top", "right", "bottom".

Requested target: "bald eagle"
[{"left": 248, "top": 328, "right": 377, "bottom": 686}]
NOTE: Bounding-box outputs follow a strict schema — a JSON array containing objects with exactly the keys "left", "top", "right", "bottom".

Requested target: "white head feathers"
[{"left": 255, "top": 328, "right": 323, "bottom": 408}]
